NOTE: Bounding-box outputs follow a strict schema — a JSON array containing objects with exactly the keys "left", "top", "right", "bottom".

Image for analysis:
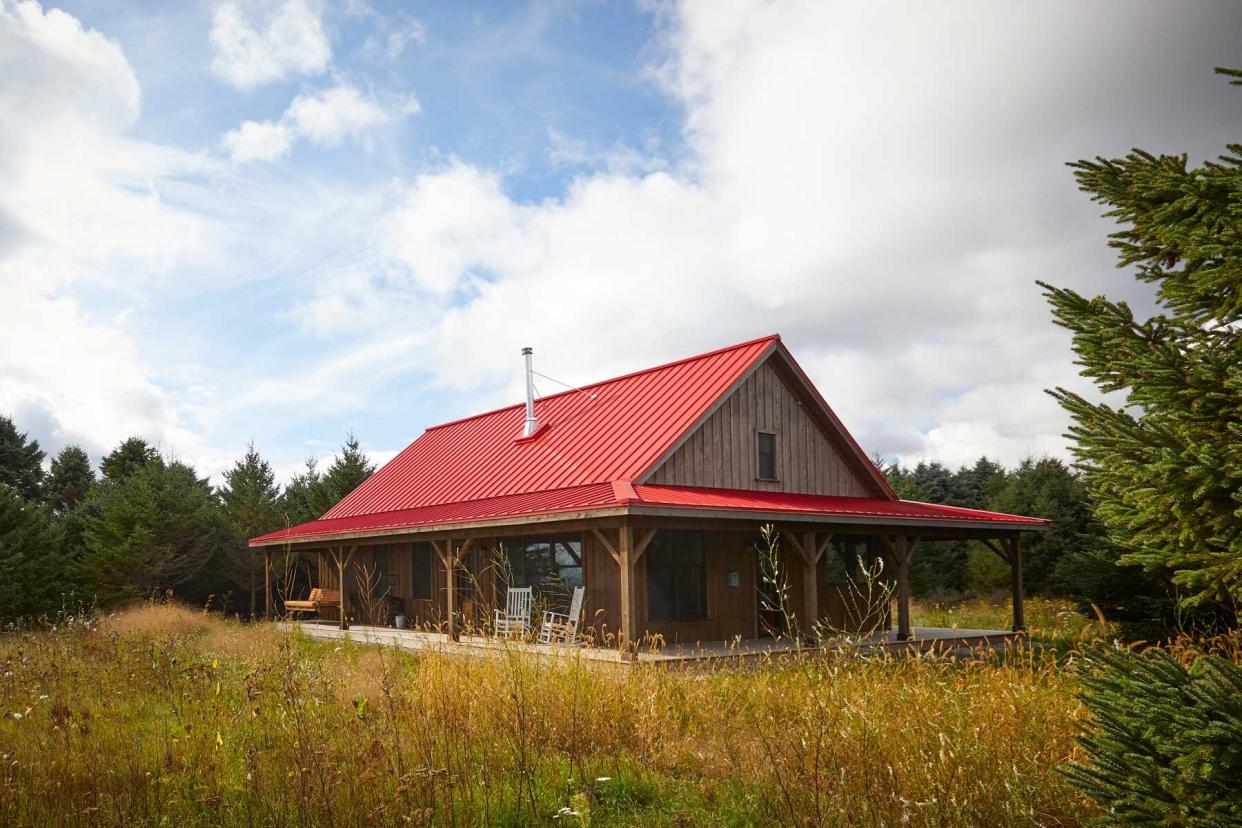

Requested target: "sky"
[{"left": 2, "top": 0, "right": 1242, "bottom": 487}]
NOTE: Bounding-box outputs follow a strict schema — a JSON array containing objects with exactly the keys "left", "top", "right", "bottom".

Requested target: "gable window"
[
  {"left": 646, "top": 530, "right": 707, "bottom": 622},
  {"left": 504, "top": 534, "right": 583, "bottom": 608},
  {"left": 412, "top": 542, "right": 433, "bottom": 600},
  {"left": 756, "top": 430, "right": 778, "bottom": 480}
]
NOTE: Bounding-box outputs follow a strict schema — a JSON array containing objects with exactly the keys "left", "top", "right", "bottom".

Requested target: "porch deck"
[{"left": 281, "top": 621, "right": 1023, "bottom": 664}]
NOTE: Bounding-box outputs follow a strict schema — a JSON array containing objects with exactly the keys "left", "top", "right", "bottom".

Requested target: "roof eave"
[{"left": 250, "top": 501, "right": 1047, "bottom": 548}]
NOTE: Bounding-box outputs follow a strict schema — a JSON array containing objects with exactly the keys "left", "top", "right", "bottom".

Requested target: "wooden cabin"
[{"left": 251, "top": 334, "right": 1047, "bottom": 646}]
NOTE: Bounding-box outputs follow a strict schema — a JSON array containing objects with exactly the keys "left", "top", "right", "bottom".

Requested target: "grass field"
[{"left": 0, "top": 599, "right": 1101, "bottom": 827}]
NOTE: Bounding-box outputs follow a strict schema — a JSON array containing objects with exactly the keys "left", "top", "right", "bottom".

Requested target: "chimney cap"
[{"left": 521, "top": 346, "right": 532, "bottom": 355}]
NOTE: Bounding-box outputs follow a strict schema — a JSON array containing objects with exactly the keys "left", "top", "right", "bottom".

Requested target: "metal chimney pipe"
[{"left": 522, "top": 347, "right": 538, "bottom": 437}]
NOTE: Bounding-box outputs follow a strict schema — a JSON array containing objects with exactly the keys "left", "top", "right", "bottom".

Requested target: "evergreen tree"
[
  {"left": 219, "top": 442, "right": 281, "bottom": 617},
  {"left": 79, "top": 459, "right": 229, "bottom": 607},
  {"left": 1065, "top": 648, "right": 1242, "bottom": 824},
  {"left": 1040, "top": 69, "right": 1242, "bottom": 619},
  {"left": 45, "top": 445, "right": 95, "bottom": 513},
  {"left": 100, "top": 436, "right": 161, "bottom": 483},
  {"left": 0, "top": 486, "right": 69, "bottom": 620},
  {"left": 280, "top": 456, "right": 329, "bottom": 525},
  {"left": 320, "top": 432, "right": 376, "bottom": 506},
  {"left": 986, "top": 457, "right": 1102, "bottom": 594},
  {"left": 0, "top": 415, "right": 45, "bottom": 501}
]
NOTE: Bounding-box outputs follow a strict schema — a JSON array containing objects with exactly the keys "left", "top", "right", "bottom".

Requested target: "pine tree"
[
  {"left": 99, "top": 436, "right": 161, "bottom": 483},
  {"left": 1040, "top": 69, "right": 1242, "bottom": 616},
  {"left": 79, "top": 460, "right": 229, "bottom": 607},
  {"left": 321, "top": 432, "right": 376, "bottom": 506},
  {"left": 0, "top": 415, "right": 45, "bottom": 501},
  {"left": 281, "top": 456, "right": 329, "bottom": 525},
  {"left": 1065, "top": 648, "right": 1242, "bottom": 824},
  {"left": 219, "top": 442, "right": 281, "bottom": 617},
  {"left": 986, "top": 457, "right": 1103, "bottom": 594},
  {"left": 45, "top": 445, "right": 95, "bottom": 513},
  {"left": 0, "top": 486, "right": 68, "bottom": 620}
]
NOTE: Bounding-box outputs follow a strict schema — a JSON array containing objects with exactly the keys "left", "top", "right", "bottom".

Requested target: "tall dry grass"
[{"left": 0, "top": 601, "right": 1096, "bottom": 826}]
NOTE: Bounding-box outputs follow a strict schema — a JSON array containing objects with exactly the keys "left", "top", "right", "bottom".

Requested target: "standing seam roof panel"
[{"left": 321, "top": 336, "right": 778, "bottom": 519}]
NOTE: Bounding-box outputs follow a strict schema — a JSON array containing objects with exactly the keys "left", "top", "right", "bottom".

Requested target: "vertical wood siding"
[{"left": 645, "top": 358, "right": 873, "bottom": 497}]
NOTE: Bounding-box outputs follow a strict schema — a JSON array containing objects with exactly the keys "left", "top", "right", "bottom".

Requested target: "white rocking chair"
[
  {"left": 493, "top": 586, "right": 533, "bottom": 638},
  {"left": 539, "top": 586, "right": 585, "bottom": 646}
]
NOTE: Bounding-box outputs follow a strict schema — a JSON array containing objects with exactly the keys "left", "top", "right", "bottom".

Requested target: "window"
[
  {"left": 371, "top": 545, "right": 398, "bottom": 596},
  {"left": 646, "top": 531, "right": 707, "bottom": 622},
  {"left": 504, "top": 534, "right": 583, "bottom": 608},
  {"left": 756, "top": 431, "right": 778, "bottom": 480},
  {"left": 412, "top": 542, "right": 433, "bottom": 600},
  {"left": 825, "top": 536, "right": 873, "bottom": 586}
]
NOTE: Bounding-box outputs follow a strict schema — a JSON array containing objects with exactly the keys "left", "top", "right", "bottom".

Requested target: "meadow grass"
[{"left": 0, "top": 601, "right": 1098, "bottom": 827}]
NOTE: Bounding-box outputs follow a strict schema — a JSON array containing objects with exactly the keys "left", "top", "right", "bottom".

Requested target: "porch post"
[
  {"left": 619, "top": 524, "right": 636, "bottom": 650},
  {"left": 445, "top": 540, "right": 457, "bottom": 641},
  {"left": 895, "top": 535, "right": 912, "bottom": 641},
  {"left": 334, "top": 546, "right": 351, "bottom": 630},
  {"left": 802, "top": 530, "right": 818, "bottom": 641},
  {"left": 263, "top": 549, "right": 272, "bottom": 620},
  {"left": 1009, "top": 536, "right": 1026, "bottom": 633}
]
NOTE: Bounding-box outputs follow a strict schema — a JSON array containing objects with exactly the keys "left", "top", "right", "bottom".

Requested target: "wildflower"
[
  {"left": 594, "top": 776, "right": 612, "bottom": 782},
  {"left": 551, "top": 806, "right": 580, "bottom": 820},
  {"left": 215, "top": 731, "right": 224, "bottom": 748},
  {"left": 11, "top": 712, "right": 21, "bottom": 720}
]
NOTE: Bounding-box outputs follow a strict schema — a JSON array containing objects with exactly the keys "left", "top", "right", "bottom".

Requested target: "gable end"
[{"left": 639, "top": 350, "right": 890, "bottom": 498}]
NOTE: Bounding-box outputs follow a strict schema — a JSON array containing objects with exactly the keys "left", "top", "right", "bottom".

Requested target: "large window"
[
  {"left": 503, "top": 535, "right": 583, "bottom": 606},
  {"left": 371, "top": 545, "right": 398, "bottom": 596},
  {"left": 756, "top": 430, "right": 778, "bottom": 480},
  {"left": 646, "top": 530, "right": 707, "bottom": 622},
  {"left": 412, "top": 542, "right": 433, "bottom": 600}
]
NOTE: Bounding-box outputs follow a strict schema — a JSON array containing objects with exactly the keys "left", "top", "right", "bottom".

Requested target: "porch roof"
[{"left": 249, "top": 481, "right": 1049, "bottom": 547}]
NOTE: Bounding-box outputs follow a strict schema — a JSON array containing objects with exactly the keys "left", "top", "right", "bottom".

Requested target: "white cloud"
[
  {"left": 286, "top": 83, "right": 393, "bottom": 144},
  {"left": 0, "top": 1, "right": 218, "bottom": 465},
  {"left": 221, "top": 83, "right": 409, "bottom": 163},
  {"left": 344, "top": 0, "right": 426, "bottom": 60},
  {"left": 220, "top": 117, "right": 293, "bottom": 162},
  {"left": 279, "top": 0, "right": 1232, "bottom": 469},
  {"left": 209, "top": 0, "right": 330, "bottom": 90}
]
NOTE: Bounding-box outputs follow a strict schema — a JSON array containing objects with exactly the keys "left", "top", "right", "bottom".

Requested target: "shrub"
[{"left": 1065, "top": 647, "right": 1242, "bottom": 825}]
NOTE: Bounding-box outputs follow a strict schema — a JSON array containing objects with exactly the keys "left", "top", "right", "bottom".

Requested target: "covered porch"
[
  {"left": 281, "top": 618, "right": 1024, "bottom": 664},
  {"left": 259, "top": 509, "right": 1038, "bottom": 652}
]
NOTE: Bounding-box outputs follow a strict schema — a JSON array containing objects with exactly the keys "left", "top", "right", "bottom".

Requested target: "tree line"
[{"left": 0, "top": 424, "right": 374, "bottom": 621}]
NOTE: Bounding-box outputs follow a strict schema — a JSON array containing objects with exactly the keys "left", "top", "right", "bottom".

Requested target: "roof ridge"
[{"left": 423, "top": 333, "right": 781, "bottom": 432}]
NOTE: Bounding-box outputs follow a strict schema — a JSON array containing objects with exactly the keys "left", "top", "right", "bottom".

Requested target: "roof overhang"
[{"left": 250, "top": 501, "right": 1048, "bottom": 549}]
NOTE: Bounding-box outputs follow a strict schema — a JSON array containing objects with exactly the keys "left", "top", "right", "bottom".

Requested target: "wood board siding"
[{"left": 645, "top": 357, "right": 874, "bottom": 497}]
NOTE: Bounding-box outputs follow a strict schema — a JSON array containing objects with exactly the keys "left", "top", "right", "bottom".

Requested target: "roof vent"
[{"left": 521, "top": 347, "right": 538, "bottom": 437}]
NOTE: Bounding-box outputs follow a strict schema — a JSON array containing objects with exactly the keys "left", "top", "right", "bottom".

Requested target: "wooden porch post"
[
  {"left": 332, "top": 545, "right": 356, "bottom": 630},
  {"left": 895, "top": 535, "right": 912, "bottom": 641},
  {"left": 1009, "top": 536, "right": 1026, "bottom": 633},
  {"left": 263, "top": 549, "right": 272, "bottom": 620},
  {"left": 433, "top": 539, "right": 456, "bottom": 641},
  {"left": 619, "top": 524, "right": 635, "bottom": 650},
  {"left": 802, "top": 531, "right": 819, "bottom": 640}
]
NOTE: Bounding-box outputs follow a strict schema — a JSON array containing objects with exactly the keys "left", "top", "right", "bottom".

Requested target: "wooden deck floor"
[{"left": 282, "top": 621, "right": 1023, "bottom": 664}]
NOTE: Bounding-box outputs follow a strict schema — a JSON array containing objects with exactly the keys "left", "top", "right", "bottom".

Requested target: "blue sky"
[{"left": 3, "top": 0, "right": 1242, "bottom": 485}]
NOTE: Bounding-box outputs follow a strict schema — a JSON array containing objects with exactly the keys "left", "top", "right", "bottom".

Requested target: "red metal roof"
[
  {"left": 631, "top": 484, "right": 1051, "bottom": 527},
  {"left": 249, "top": 333, "right": 1048, "bottom": 547},
  {"left": 321, "top": 334, "right": 780, "bottom": 519},
  {"left": 252, "top": 483, "right": 621, "bottom": 544},
  {"left": 250, "top": 482, "right": 1047, "bottom": 546}
]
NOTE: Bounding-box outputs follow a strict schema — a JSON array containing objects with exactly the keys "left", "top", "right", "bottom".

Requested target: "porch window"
[
  {"left": 372, "top": 545, "right": 398, "bottom": 596},
  {"left": 504, "top": 534, "right": 583, "bottom": 606},
  {"left": 412, "top": 542, "right": 432, "bottom": 600},
  {"left": 646, "top": 530, "right": 707, "bottom": 622},
  {"left": 756, "top": 430, "right": 778, "bottom": 480}
]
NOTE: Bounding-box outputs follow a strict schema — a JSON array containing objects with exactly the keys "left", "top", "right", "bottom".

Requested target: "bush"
[{"left": 1066, "top": 647, "right": 1242, "bottom": 825}]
